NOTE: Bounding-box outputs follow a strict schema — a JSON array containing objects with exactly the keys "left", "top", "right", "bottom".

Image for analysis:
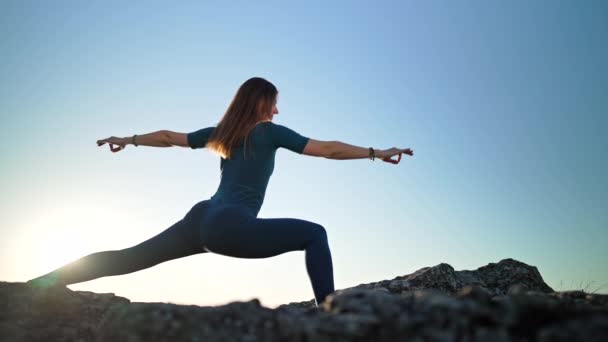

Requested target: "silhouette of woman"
[{"left": 26, "top": 77, "right": 413, "bottom": 306}]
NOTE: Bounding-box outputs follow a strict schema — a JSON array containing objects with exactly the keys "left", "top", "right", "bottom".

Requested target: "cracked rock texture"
[{"left": 2, "top": 258, "right": 607, "bottom": 341}]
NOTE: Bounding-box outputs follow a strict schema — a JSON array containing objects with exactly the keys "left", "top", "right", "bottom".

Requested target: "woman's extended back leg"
[{"left": 28, "top": 201, "right": 211, "bottom": 288}]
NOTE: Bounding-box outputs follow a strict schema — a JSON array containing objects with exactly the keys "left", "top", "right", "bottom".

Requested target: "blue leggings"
[{"left": 28, "top": 198, "right": 335, "bottom": 306}]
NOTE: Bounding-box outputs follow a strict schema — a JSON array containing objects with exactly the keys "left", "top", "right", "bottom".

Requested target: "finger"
[{"left": 396, "top": 153, "right": 402, "bottom": 163}]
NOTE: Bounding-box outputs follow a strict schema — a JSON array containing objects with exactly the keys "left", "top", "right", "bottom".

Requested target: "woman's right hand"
[{"left": 378, "top": 148, "right": 413, "bottom": 164}]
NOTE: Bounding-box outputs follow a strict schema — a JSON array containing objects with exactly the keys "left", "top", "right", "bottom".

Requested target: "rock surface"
[{"left": 2, "top": 258, "right": 607, "bottom": 341}]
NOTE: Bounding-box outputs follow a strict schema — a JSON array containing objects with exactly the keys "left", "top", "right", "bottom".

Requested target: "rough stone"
[{"left": 2, "top": 258, "right": 607, "bottom": 341}]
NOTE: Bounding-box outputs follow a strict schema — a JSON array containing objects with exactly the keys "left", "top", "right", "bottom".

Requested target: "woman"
[{"left": 27, "top": 77, "right": 414, "bottom": 306}]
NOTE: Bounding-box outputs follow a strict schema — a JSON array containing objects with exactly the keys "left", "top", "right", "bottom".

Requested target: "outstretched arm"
[
  {"left": 302, "top": 140, "right": 377, "bottom": 159},
  {"left": 166, "top": 128, "right": 214, "bottom": 149},
  {"left": 268, "top": 122, "right": 413, "bottom": 163},
  {"left": 97, "top": 130, "right": 171, "bottom": 152},
  {"left": 305, "top": 140, "right": 413, "bottom": 163}
]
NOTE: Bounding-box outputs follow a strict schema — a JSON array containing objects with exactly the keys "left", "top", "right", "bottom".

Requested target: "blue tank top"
[{"left": 187, "top": 121, "right": 309, "bottom": 217}]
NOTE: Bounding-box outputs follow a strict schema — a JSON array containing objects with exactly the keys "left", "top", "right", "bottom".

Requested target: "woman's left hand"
[{"left": 97, "top": 136, "right": 127, "bottom": 152}]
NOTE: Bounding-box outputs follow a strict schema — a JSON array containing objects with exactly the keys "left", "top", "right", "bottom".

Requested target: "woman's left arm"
[{"left": 97, "top": 130, "right": 170, "bottom": 152}]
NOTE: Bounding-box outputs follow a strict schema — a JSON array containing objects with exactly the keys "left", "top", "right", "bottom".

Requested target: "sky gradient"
[{"left": 1, "top": 0, "right": 607, "bottom": 308}]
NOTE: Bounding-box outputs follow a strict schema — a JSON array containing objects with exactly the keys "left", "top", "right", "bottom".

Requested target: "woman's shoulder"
[{"left": 258, "top": 120, "right": 273, "bottom": 127}]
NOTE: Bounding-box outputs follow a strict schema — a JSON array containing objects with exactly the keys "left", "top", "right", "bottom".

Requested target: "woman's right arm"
[
  {"left": 323, "top": 141, "right": 380, "bottom": 160},
  {"left": 268, "top": 122, "right": 413, "bottom": 162},
  {"left": 305, "top": 140, "right": 413, "bottom": 163}
]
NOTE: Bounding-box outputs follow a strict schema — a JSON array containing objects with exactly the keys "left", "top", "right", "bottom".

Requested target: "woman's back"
[{"left": 188, "top": 121, "right": 310, "bottom": 217}]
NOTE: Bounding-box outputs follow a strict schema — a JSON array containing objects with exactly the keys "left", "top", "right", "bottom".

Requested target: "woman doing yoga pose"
[{"left": 26, "top": 77, "right": 414, "bottom": 306}]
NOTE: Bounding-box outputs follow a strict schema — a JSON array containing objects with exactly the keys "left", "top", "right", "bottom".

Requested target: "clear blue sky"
[{"left": 1, "top": 0, "right": 606, "bottom": 308}]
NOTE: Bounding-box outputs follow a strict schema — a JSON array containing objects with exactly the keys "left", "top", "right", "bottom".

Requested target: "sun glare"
[{"left": 21, "top": 200, "right": 130, "bottom": 273}]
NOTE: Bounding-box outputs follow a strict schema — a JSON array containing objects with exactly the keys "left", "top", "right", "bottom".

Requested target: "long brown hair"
[{"left": 206, "top": 77, "right": 278, "bottom": 160}]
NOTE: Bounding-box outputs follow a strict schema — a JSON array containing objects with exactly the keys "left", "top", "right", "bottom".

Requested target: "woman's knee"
[{"left": 311, "top": 223, "right": 328, "bottom": 241}]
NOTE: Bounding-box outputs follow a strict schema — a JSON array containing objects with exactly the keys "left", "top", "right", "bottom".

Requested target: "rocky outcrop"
[{"left": 2, "top": 258, "right": 607, "bottom": 341}]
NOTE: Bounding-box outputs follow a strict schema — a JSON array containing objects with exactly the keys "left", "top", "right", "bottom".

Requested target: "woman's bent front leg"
[{"left": 203, "top": 215, "right": 335, "bottom": 306}]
